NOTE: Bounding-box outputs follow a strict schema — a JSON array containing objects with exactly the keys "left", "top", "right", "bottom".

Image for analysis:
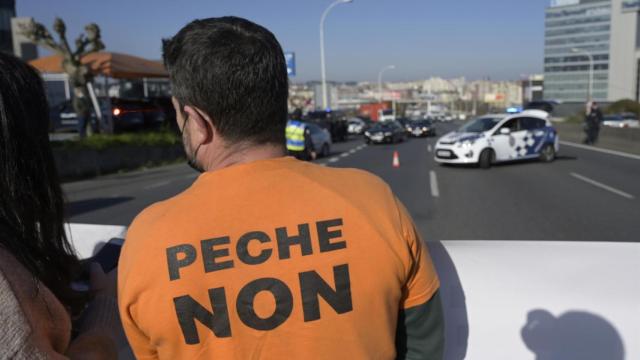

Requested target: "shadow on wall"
[
  {"left": 427, "top": 241, "right": 469, "bottom": 360},
  {"left": 521, "top": 309, "right": 625, "bottom": 360}
]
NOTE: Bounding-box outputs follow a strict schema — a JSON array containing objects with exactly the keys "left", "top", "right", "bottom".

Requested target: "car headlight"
[
  {"left": 458, "top": 140, "right": 475, "bottom": 148},
  {"left": 384, "top": 132, "right": 392, "bottom": 136},
  {"left": 407, "top": 127, "right": 413, "bottom": 131},
  {"left": 422, "top": 127, "right": 428, "bottom": 131},
  {"left": 365, "top": 131, "right": 370, "bottom": 136}
]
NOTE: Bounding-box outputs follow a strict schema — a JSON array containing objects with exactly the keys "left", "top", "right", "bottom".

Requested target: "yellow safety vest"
[{"left": 286, "top": 121, "right": 306, "bottom": 151}]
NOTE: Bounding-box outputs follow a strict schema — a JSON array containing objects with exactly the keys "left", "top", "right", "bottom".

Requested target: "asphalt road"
[{"left": 63, "top": 121, "right": 640, "bottom": 242}]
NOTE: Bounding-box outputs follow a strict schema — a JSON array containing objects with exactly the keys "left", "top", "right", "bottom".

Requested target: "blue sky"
[{"left": 17, "top": 0, "right": 551, "bottom": 82}]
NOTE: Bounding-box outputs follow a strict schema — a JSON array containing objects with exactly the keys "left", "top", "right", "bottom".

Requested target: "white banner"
[{"left": 68, "top": 224, "right": 640, "bottom": 360}]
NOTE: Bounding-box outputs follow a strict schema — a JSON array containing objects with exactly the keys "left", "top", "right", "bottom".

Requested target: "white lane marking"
[
  {"left": 570, "top": 172, "right": 635, "bottom": 200},
  {"left": 430, "top": 171, "right": 440, "bottom": 198},
  {"left": 560, "top": 141, "right": 640, "bottom": 161},
  {"left": 324, "top": 144, "right": 366, "bottom": 164},
  {"left": 428, "top": 144, "right": 432, "bottom": 152},
  {"left": 145, "top": 180, "right": 172, "bottom": 190}
]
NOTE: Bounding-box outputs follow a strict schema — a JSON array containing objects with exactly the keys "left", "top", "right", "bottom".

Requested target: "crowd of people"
[{"left": 0, "top": 17, "right": 444, "bottom": 359}]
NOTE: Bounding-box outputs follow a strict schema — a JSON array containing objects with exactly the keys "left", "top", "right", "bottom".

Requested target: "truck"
[{"left": 358, "top": 102, "right": 392, "bottom": 122}]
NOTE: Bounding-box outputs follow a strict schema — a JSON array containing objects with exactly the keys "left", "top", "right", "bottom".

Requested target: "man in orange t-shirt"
[{"left": 118, "top": 16, "right": 443, "bottom": 360}]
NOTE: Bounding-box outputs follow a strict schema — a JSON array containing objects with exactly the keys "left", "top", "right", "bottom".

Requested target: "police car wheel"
[
  {"left": 479, "top": 149, "right": 494, "bottom": 169},
  {"left": 540, "top": 144, "right": 556, "bottom": 163}
]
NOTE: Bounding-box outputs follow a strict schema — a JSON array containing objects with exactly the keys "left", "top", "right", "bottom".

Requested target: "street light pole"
[
  {"left": 378, "top": 65, "right": 396, "bottom": 103},
  {"left": 320, "top": 0, "right": 353, "bottom": 110},
  {"left": 571, "top": 47, "right": 594, "bottom": 102}
]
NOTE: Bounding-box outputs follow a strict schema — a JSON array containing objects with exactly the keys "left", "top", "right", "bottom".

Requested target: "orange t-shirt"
[{"left": 118, "top": 157, "right": 439, "bottom": 359}]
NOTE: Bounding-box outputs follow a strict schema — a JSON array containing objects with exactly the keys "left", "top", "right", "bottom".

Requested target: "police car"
[{"left": 434, "top": 110, "right": 559, "bottom": 168}]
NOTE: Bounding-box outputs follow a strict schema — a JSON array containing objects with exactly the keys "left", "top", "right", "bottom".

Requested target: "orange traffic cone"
[{"left": 392, "top": 151, "right": 400, "bottom": 168}]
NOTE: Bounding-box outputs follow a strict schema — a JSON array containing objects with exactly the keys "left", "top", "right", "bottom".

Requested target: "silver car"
[
  {"left": 305, "top": 122, "right": 333, "bottom": 158},
  {"left": 602, "top": 113, "right": 640, "bottom": 128}
]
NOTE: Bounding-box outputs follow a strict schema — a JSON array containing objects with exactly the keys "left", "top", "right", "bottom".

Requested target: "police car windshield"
[{"left": 459, "top": 117, "right": 503, "bottom": 133}]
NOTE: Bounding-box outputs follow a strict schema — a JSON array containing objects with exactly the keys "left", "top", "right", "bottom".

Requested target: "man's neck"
[{"left": 203, "top": 143, "right": 287, "bottom": 172}]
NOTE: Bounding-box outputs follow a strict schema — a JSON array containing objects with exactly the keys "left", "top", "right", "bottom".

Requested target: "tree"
[
  {"left": 21, "top": 18, "right": 105, "bottom": 135},
  {"left": 605, "top": 99, "right": 640, "bottom": 117}
]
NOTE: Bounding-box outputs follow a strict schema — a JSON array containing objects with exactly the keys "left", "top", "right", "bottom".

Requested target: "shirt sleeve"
[
  {"left": 396, "top": 291, "right": 445, "bottom": 360},
  {"left": 394, "top": 197, "right": 440, "bottom": 309}
]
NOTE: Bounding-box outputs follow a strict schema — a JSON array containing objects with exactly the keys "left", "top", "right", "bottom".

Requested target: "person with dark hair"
[
  {"left": 0, "top": 52, "right": 119, "bottom": 358},
  {"left": 118, "top": 16, "right": 443, "bottom": 359}
]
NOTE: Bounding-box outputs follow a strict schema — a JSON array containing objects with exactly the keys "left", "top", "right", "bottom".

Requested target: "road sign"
[{"left": 285, "top": 52, "right": 296, "bottom": 77}]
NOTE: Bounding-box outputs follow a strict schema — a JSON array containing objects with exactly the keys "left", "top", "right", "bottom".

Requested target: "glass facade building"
[
  {"left": 544, "top": 0, "right": 613, "bottom": 102},
  {"left": 544, "top": 0, "right": 640, "bottom": 103}
]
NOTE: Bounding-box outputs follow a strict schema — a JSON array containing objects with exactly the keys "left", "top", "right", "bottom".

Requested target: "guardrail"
[
  {"left": 68, "top": 224, "right": 640, "bottom": 360},
  {"left": 54, "top": 145, "right": 184, "bottom": 180},
  {"left": 553, "top": 121, "right": 640, "bottom": 155}
]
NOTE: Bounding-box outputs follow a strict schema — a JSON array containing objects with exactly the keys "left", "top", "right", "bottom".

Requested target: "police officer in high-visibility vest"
[{"left": 286, "top": 118, "right": 316, "bottom": 160}]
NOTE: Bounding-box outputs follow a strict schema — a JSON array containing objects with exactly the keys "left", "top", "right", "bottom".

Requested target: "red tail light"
[{"left": 113, "top": 108, "right": 121, "bottom": 116}]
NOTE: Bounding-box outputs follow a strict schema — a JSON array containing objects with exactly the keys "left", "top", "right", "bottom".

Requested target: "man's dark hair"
[{"left": 163, "top": 17, "right": 288, "bottom": 145}]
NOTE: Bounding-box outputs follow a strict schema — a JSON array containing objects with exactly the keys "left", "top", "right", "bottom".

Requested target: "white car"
[
  {"left": 602, "top": 113, "right": 640, "bottom": 128},
  {"left": 434, "top": 110, "right": 559, "bottom": 168},
  {"left": 347, "top": 117, "right": 366, "bottom": 134}
]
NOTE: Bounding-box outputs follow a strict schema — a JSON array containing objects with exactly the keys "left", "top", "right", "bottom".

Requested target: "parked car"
[
  {"left": 150, "top": 96, "right": 178, "bottom": 132},
  {"left": 347, "top": 117, "right": 367, "bottom": 135},
  {"left": 396, "top": 117, "right": 411, "bottom": 132},
  {"left": 406, "top": 119, "right": 436, "bottom": 137},
  {"left": 305, "top": 111, "right": 348, "bottom": 142},
  {"left": 364, "top": 121, "right": 407, "bottom": 144},
  {"left": 49, "top": 98, "right": 166, "bottom": 133},
  {"left": 434, "top": 110, "right": 559, "bottom": 168},
  {"left": 602, "top": 113, "right": 639, "bottom": 128},
  {"left": 525, "top": 100, "right": 557, "bottom": 115},
  {"left": 305, "top": 122, "right": 333, "bottom": 158}
]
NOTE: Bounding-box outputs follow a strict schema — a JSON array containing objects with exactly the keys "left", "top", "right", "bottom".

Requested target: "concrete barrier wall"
[
  {"left": 68, "top": 224, "right": 640, "bottom": 360},
  {"left": 554, "top": 122, "right": 640, "bottom": 155},
  {"left": 54, "top": 145, "right": 184, "bottom": 180}
]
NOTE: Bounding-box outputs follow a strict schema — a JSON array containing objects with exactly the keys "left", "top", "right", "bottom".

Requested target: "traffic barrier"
[
  {"left": 553, "top": 121, "right": 640, "bottom": 156},
  {"left": 67, "top": 224, "right": 640, "bottom": 359},
  {"left": 393, "top": 151, "right": 400, "bottom": 168}
]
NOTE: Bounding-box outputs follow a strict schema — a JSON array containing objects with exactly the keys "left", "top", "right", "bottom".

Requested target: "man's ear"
[{"left": 183, "top": 105, "right": 214, "bottom": 145}]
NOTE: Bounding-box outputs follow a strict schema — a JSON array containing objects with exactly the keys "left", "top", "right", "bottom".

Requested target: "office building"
[{"left": 544, "top": 0, "right": 640, "bottom": 103}]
